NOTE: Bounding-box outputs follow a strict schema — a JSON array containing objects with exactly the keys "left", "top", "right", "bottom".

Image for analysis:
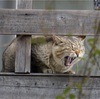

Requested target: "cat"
[{"left": 2, "top": 35, "right": 86, "bottom": 74}]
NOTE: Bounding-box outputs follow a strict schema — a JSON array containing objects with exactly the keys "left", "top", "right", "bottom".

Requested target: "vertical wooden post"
[{"left": 15, "top": 0, "right": 32, "bottom": 73}]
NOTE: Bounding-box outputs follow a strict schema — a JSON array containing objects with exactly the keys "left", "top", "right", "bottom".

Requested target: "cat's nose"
[{"left": 75, "top": 50, "right": 80, "bottom": 57}]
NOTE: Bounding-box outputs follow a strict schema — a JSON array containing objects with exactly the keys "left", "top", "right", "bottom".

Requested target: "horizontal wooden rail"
[
  {"left": 0, "top": 74, "right": 99, "bottom": 99},
  {"left": 0, "top": 9, "right": 100, "bottom": 35}
]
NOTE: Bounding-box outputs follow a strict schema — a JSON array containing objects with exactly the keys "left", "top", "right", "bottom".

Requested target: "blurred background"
[{"left": 0, "top": 0, "right": 100, "bottom": 76}]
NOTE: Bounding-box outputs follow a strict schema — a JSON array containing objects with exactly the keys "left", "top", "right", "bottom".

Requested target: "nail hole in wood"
[
  {"left": 66, "top": 84, "right": 68, "bottom": 87},
  {"left": 25, "top": 13, "right": 28, "bottom": 15},
  {"left": 34, "top": 82, "right": 37, "bottom": 86},
  {"left": 52, "top": 83, "right": 55, "bottom": 86}
]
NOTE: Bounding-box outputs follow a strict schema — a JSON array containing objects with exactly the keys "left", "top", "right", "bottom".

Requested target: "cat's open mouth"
[{"left": 64, "top": 56, "right": 76, "bottom": 66}]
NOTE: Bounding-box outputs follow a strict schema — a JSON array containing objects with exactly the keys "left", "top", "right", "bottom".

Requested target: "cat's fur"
[{"left": 2, "top": 35, "right": 85, "bottom": 74}]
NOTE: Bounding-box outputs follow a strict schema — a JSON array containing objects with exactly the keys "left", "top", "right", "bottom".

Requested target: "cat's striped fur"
[{"left": 2, "top": 35, "right": 86, "bottom": 74}]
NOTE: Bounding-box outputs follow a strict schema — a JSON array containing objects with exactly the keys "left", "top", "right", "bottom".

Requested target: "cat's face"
[{"left": 52, "top": 35, "right": 85, "bottom": 72}]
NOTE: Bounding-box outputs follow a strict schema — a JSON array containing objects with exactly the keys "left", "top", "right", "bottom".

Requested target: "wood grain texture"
[
  {"left": 0, "top": 74, "right": 99, "bottom": 99},
  {"left": 0, "top": 9, "right": 100, "bottom": 35},
  {"left": 24, "top": 36, "right": 31, "bottom": 73},
  {"left": 15, "top": 0, "right": 32, "bottom": 73},
  {"left": 15, "top": 36, "right": 31, "bottom": 73}
]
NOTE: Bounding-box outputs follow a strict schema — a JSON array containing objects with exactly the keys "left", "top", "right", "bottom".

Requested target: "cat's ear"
[
  {"left": 52, "top": 34, "right": 62, "bottom": 45},
  {"left": 77, "top": 35, "right": 86, "bottom": 41},
  {"left": 78, "top": 36, "right": 86, "bottom": 40}
]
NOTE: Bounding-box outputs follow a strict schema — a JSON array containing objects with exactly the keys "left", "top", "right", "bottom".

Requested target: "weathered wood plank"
[
  {"left": 15, "top": 0, "right": 32, "bottom": 73},
  {"left": 15, "top": 36, "right": 26, "bottom": 72},
  {"left": 0, "top": 9, "right": 100, "bottom": 35},
  {"left": 24, "top": 36, "right": 31, "bottom": 73},
  {"left": 0, "top": 87, "right": 99, "bottom": 99},
  {"left": 15, "top": 36, "right": 31, "bottom": 73},
  {"left": 0, "top": 75, "right": 99, "bottom": 99}
]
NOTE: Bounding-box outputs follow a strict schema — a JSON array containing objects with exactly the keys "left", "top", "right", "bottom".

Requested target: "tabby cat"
[{"left": 2, "top": 35, "right": 86, "bottom": 74}]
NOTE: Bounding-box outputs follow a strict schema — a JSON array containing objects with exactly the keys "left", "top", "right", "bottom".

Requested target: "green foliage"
[
  {"left": 56, "top": 95, "right": 65, "bottom": 99},
  {"left": 92, "top": 49, "right": 100, "bottom": 56},
  {"left": 69, "top": 94, "right": 75, "bottom": 99},
  {"left": 63, "top": 87, "right": 71, "bottom": 95},
  {"left": 56, "top": 87, "right": 70, "bottom": 99},
  {"left": 76, "top": 83, "right": 82, "bottom": 91},
  {"left": 31, "top": 37, "right": 47, "bottom": 44},
  {"left": 88, "top": 38, "right": 95, "bottom": 47},
  {"left": 56, "top": 87, "right": 76, "bottom": 99},
  {"left": 88, "top": 38, "right": 100, "bottom": 57}
]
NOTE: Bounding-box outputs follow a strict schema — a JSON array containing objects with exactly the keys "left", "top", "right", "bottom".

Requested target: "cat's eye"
[
  {"left": 72, "top": 45, "right": 76, "bottom": 49},
  {"left": 59, "top": 42, "right": 64, "bottom": 46},
  {"left": 55, "top": 41, "right": 64, "bottom": 46}
]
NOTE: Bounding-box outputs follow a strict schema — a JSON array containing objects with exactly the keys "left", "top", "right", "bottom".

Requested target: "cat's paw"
[
  {"left": 43, "top": 69, "right": 54, "bottom": 73},
  {"left": 64, "top": 70, "right": 75, "bottom": 74}
]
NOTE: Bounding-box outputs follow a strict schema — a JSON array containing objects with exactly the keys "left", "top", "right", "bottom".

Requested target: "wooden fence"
[{"left": 0, "top": 0, "right": 100, "bottom": 99}]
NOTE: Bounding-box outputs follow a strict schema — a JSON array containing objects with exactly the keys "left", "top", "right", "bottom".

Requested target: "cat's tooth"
[
  {"left": 66, "top": 57, "right": 69, "bottom": 65},
  {"left": 69, "top": 57, "right": 71, "bottom": 63},
  {"left": 65, "top": 56, "right": 72, "bottom": 66},
  {"left": 68, "top": 56, "right": 70, "bottom": 61},
  {"left": 70, "top": 57, "right": 71, "bottom": 62},
  {"left": 71, "top": 58, "right": 73, "bottom": 62}
]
